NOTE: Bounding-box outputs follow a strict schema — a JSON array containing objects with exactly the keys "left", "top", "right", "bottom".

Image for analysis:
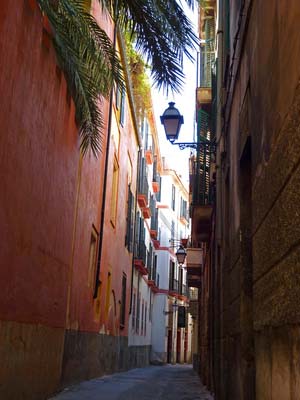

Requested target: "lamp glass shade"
[
  {"left": 160, "top": 102, "right": 184, "bottom": 142},
  {"left": 176, "top": 246, "right": 187, "bottom": 264}
]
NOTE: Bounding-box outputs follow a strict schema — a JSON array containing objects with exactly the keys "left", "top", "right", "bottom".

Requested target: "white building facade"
[{"left": 150, "top": 161, "right": 192, "bottom": 364}]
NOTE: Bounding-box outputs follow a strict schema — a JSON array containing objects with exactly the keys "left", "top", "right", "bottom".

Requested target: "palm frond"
[
  {"left": 37, "top": 0, "right": 123, "bottom": 156},
  {"left": 102, "top": 0, "right": 199, "bottom": 93}
]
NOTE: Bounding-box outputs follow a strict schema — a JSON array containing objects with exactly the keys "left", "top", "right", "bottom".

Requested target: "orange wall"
[
  {"left": 0, "top": 0, "right": 136, "bottom": 338},
  {"left": 99, "top": 108, "right": 139, "bottom": 337},
  {"left": 0, "top": 1, "right": 77, "bottom": 327},
  {"left": 0, "top": 0, "right": 109, "bottom": 330}
]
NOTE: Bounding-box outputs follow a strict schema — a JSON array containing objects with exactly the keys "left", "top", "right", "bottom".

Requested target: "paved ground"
[{"left": 49, "top": 364, "right": 213, "bottom": 400}]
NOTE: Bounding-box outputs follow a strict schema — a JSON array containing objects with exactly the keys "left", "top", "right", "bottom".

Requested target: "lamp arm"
[{"left": 170, "top": 141, "right": 216, "bottom": 152}]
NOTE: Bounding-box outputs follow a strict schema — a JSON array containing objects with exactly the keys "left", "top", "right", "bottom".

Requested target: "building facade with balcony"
[
  {"left": 190, "top": 1, "right": 300, "bottom": 399},
  {"left": 185, "top": 0, "right": 217, "bottom": 387},
  {"left": 150, "top": 161, "right": 191, "bottom": 365},
  {"left": 127, "top": 107, "right": 162, "bottom": 365}
]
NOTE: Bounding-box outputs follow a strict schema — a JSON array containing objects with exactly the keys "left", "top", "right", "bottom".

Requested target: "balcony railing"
[
  {"left": 197, "top": 48, "right": 215, "bottom": 89},
  {"left": 189, "top": 110, "right": 215, "bottom": 207},
  {"left": 135, "top": 241, "right": 147, "bottom": 265},
  {"left": 137, "top": 158, "right": 149, "bottom": 208},
  {"left": 150, "top": 208, "right": 158, "bottom": 232},
  {"left": 138, "top": 174, "right": 149, "bottom": 200}
]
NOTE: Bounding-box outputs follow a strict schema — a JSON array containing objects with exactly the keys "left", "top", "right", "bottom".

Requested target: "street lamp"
[
  {"left": 175, "top": 245, "right": 187, "bottom": 265},
  {"left": 160, "top": 103, "right": 216, "bottom": 151},
  {"left": 160, "top": 102, "right": 184, "bottom": 143},
  {"left": 169, "top": 239, "right": 188, "bottom": 265}
]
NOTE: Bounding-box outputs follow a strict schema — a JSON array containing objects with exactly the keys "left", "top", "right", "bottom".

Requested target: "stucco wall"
[
  {"left": 0, "top": 2, "right": 80, "bottom": 398},
  {"left": 216, "top": 0, "right": 300, "bottom": 399}
]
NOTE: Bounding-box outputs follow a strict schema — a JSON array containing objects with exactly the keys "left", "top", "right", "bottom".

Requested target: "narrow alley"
[
  {"left": 49, "top": 365, "right": 213, "bottom": 400},
  {"left": 3, "top": 0, "right": 300, "bottom": 399}
]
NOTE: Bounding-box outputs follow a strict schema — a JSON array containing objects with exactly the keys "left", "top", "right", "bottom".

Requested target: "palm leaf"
[
  {"left": 101, "top": 0, "right": 199, "bottom": 93},
  {"left": 37, "top": 0, "right": 123, "bottom": 156}
]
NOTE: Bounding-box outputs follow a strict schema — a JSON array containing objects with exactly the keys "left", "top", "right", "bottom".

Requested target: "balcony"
[
  {"left": 137, "top": 177, "right": 149, "bottom": 209},
  {"left": 186, "top": 248, "right": 203, "bottom": 276},
  {"left": 152, "top": 239, "right": 160, "bottom": 249},
  {"left": 145, "top": 148, "right": 153, "bottom": 165},
  {"left": 147, "top": 279, "right": 159, "bottom": 293},
  {"left": 186, "top": 248, "right": 202, "bottom": 287},
  {"left": 178, "top": 283, "right": 188, "bottom": 301},
  {"left": 142, "top": 207, "right": 151, "bottom": 219},
  {"left": 169, "top": 279, "right": 179, "bottom": 296},
  {"left": 138, "top": 158, "right": 149, "bottom": 208},
  {"left": 150, "top": 207, "right": 158, "bottom": 239},
  {"left": 152, "top": 180, "right": 160, "bottom": 193},
  {"left": 152, "top": 160, "right": 160, "bottom": 193},
  {"left": 189, "top": 111, "right": 215, "bottom": 243},
  {"left": 196, "top": 87, "right": 212, "bottom": 107},
  {"left": 187, "top": 275, "right": 201, "bottom": 288},
  {"left": 134, "top": 241, "right": 148, "bottom": 275},
  {"left": 196, "top": 12, "right": 215, "bottom": 109}
]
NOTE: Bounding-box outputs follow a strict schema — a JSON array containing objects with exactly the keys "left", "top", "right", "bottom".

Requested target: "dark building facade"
[{"left": 190, "top": 0, "right": 300, "bottom": 399}]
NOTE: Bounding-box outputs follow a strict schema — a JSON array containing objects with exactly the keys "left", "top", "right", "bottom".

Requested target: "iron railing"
[
  {"left": 197, "top": 16, "right": 215, "bottom": 88},
  {"left": 189, "top": 110, "right": 215, "bottom": 206}
]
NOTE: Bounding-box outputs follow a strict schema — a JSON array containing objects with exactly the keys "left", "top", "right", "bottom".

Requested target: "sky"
[{"left": 151, "top": 4, "right": 198, "bottom": 187}]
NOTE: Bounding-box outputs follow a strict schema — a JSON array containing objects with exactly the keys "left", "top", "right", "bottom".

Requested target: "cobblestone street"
[{"left": 49, "top": 365, "right": 213, "bottom": 400}]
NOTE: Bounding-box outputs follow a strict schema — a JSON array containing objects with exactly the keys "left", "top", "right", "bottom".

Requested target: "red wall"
[
  {"left": 0, "top": 0, "right": 135, "bottom": 338},
  {"left": 99, "top": 108, "right": 139, "bottom": 337},
  {"left": 0, "top": 0, "right": 108, "bottom": 329}
]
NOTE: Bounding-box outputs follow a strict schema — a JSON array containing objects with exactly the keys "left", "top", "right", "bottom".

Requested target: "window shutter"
[{"left": 129, "top": 191, "right": 135, "bottom": 252}]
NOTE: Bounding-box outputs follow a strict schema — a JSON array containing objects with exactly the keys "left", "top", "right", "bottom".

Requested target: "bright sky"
[{"left": 151, "top": 3, "right": 198, "bottom": 187}]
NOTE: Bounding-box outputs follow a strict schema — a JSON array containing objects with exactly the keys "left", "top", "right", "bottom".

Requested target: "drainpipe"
[{"left": 94, "top": 1, "right": 119, "bottom": 298}]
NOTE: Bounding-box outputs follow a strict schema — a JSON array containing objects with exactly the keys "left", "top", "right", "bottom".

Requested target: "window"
[
  {"left": 169, "top": 261, "right": 175, "bottom": 290},
  {"left": 120, "top": 273, "right": 127, "bottom": 328},
  {"left": 152, "top": 254, "right": 157, "bottom": 281},
  {"left": 149, "top": 292, "right": 153, "bottom": 321},
  {"left": 136, "top": 292, "right": 141, "bottom": 333},
  {"left": 119, "top": 88, "right": 126, "bottom": 126},
  {"left": 115, "top": 84, "right": 126, "bottom": 126},
  {"left": 88, "top": 226, "right": 98, "bottom": 289},
  {"left": 179, "top": 267, "right": 183, "bottom": 294},
  {"left": 132, "top": 292, "right": 136, "bottom": 329},
  {"left": 171, "top": 220, "right": 175, "bottom": 239},
  {"left": 144, "top": 303, "right": 147, "bottom": 336},
  {"left": 110, "top": 157, "right": 119, "bottom": 226},
  {"left": 180, "top": 197, "right": 187, "bottom": 220},
  {"left": 141, "top": 300, "right": 144, "bottom": 335},
  {"left": 156, "top": 177, "right": 162, "bottom": 202},
  {"left": 171, "top": 184, "right": 176, "bottom": 210},
  {"left": 147, "top": 244, "right": 153, "bottom": 276},
  {"left": 125, "top": 185, "right": 135, "bottom": 252},
  {"left": 144, "top": 121, "right": 149, "bottom": 148}
]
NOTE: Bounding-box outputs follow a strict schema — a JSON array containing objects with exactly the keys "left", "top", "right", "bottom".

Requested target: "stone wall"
[
  {"left": 61, "top": 330, "right": 151, "bottom": 387},
  {"left": 0, "top": 321, "right": 65, "bottom": 400},
  {"left": 205, "top": 0, "right": 300, "bottom": 399}
]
